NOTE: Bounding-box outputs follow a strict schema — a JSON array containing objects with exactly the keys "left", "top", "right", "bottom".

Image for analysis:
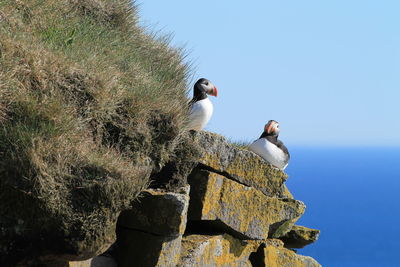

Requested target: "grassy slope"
[{"left": 0, "top": 0, "right": 190, "bottom": 263}]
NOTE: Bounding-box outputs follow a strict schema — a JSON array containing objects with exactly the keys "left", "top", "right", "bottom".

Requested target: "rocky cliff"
[
  {"left": 67, "top": 131, "right": 321, "bottom": 267},
  {"left": 0, "top": 1, "right": 320, "bottom": 266}
]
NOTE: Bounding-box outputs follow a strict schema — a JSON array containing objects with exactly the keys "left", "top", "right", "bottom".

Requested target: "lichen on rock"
[
  {"left": 67, "top": 130, "right": 321, "bottom": 266},
  {"left": 180, "top": 234, "right": 260, "bottom": 266},
  {"left": 188, "top": 169, "right": 305, "bottom": 239},
  {"left": 263, "top": 239, "right": 321, "bottom": 267},
  {"left": 279, "top": 225, "right": 320, "bottom": 249},
  {"left": 179, "top": 234, "right": 321, "bottom": 267},
  {"left": 190, "top": 131, "right": 288, "bottom": 197}
]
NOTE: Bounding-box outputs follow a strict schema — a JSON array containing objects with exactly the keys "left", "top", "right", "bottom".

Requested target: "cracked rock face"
[
  {"left": 262, "top": 239, "right": 321, "bottom": 267},
  {"left": 115, "top": 229, "right": 182, "bottom": 267},
  {"left": 67, "top": 131, "right": 320, "bottom": 267},
  {"left": 117, "top": 186, "right": 190, "bottom": 237},
  {"left": 180, "top": 234, "right": 260, "bottom": 267},
  {"left": 180, "top": 234, "right": 321, "bottom": 267},
  {"left": 188, "top": 169, "right": 305, "bottom": 240},
  {"left": 115, "top": 187, "right": 190, "bottom": 267}
]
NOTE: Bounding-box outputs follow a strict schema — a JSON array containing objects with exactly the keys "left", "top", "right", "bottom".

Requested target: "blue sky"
[{"left": 139, "top": 1, "right": 400, "bottom": 146}]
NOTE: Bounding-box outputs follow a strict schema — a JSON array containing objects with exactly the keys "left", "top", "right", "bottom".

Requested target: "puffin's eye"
[{"left": 205, "top": 82, "right": 209, "bottom": 86}]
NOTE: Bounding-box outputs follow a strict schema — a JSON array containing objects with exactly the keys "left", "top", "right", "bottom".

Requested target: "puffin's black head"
[
  {"left": 263, "top": 120, "right": 280, "bottom": 137},
  {"left": 193, "top": 78, "right": 218, "bottom": 101}
]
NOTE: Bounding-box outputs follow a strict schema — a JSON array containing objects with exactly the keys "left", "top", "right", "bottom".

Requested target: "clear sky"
[{"left": 138, "top": 1, "right": 400, "bottom": 146}]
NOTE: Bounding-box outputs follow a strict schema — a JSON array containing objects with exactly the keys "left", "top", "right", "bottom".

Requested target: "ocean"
[{"left": 285, "top": 147, "right": 400, "bottom": 267}]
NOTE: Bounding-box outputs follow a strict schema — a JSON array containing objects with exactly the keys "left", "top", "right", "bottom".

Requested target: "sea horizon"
[{"left": 285, "top": 146, "right": 400, "bottom": 267}]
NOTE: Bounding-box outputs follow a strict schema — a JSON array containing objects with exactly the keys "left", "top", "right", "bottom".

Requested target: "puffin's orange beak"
[
  {"left": 265, "top": 123, "right": 273, "bottom": 134},
  {"left": 209, "top": 86, "right": 218, "bottom": 97}
]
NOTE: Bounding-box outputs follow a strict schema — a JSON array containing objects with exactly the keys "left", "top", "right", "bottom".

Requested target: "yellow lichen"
[
  {"left": 201, "top": 151, "right": 288, "bottom": 197},
  {"left": 264, "top": 241, "right": 321, "bottom": 267},
  {"left": 180, "top": 235, "right": 320, "bottom": 267},
  {"left": 180, "top": 235, "right": 260, "bottom": 266},
  {"left": 196, "top": 172, "right": 304, "bottom": 239}
]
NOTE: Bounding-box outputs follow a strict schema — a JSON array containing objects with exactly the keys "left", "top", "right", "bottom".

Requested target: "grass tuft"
[
  {"left": 228, "top": 138, "right": 252, "bottom": 150},
  {"left": 0, "top": 0, "right": 192, "bottom": 263}
]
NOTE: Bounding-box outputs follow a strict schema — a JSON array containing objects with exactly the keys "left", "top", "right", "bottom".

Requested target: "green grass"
[
  {"left": 0, "top": 0, "right": 192, "bottom": 263},
  {"left": 228, "top": 138, "right": 252, "bottom": 150}
]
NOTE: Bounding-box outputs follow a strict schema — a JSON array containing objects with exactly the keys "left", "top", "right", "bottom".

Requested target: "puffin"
[
  {"left": 187, "top": 78, "right": 218, "bottom": 130},
  {"left": 248, "top": 120, "right": 290, "bottom": 170}
]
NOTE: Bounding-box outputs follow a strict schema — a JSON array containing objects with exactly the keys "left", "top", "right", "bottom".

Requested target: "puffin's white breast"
[
  {"left": 248, "top": 138, "right": 288, "bottom": 170},
  {"left": 188, "top": 98, "right": 213, "bottom": 130}
]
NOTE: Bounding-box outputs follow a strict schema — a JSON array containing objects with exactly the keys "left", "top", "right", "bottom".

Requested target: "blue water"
[{"left": 285, "top": 147, "right": 400, "bottom": 267}]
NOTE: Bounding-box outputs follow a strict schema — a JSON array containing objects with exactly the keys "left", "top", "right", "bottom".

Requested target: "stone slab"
[
  {"left": 188, "top": 170, "right": 305, "bottom": 239},
  {"left": 180, "top": 234, "right": 259, "bottom": 267},
  {"left": 179, "top": 235, "right": 321, "bottom": 267},
  {"left": 115, "top": 228, "right": 182, "bottom": 267},
  {"left": 263, "top": 239, "right": 321, "bottom": 267},
  {"left": 117, "top": 186, "right": 190, "bottom": 237},
  {"left": 279, "top": 225, "right": 320, "bottom": 249}
]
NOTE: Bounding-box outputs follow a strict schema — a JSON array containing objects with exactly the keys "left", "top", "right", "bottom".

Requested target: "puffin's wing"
[{"left": 276, "top": 140, "right": 290, "bottom": 159}]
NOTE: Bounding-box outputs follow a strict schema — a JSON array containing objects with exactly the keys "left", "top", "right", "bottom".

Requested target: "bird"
[
  {"left": 248, "top": 120, "right": 290, "bottom": 170},
  {"left": 187, "top": 78, "right": 218, "bottom": 130}
]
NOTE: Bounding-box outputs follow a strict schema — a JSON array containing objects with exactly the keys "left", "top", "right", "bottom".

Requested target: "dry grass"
[
  {"left": 0, "top": 0, "right": 191, "bottom": 263},
  {"left": 228, "top": 138, "right": 252, "bottom": 150}
]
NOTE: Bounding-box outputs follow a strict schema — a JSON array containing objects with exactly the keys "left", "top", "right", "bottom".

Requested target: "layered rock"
[
  {"left": 180, "top": 234, "right": 260, "bottom": 266},
  {"left": 115, "top": 229, "right": 182, "bottom": 267},
  {"left": 115, "top": 187, "right": 190, "bottom": 267},
  {"left": 68, "top": 131, "right": 320, "bottom": 267},
  {"left": 263, "top": 239, "right": 321, "bottom": 267},
  {"left": 180, "top": 234, "right": 321, "bottom": 267},
  {"left": 117, "top": 187, "right": 190, "bottom": 237},
  {"left": 188, "top": 169, "right": 305, "bottom": 239}
]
